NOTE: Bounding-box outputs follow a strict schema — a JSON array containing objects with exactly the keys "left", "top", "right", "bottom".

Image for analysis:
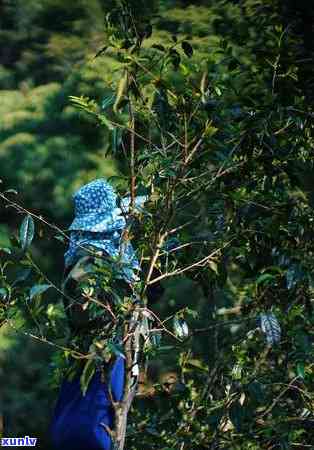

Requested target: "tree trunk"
[{"left": 112, "top": 309, "right": 141, "bottom": 450}]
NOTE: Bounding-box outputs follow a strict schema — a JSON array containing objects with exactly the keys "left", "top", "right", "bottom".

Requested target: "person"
[{"left": 50, "top": 179, "right": 163, "bottom": 450}]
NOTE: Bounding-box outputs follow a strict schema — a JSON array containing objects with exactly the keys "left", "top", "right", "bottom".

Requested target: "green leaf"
[
  {"left": 229, "top": 401, "right": 245, "bottom": 432},
  {"left": 69, "top": 95, "right": 98, "bottom": 115},
  {"left": 220, "top": 39, "right": 228, "bottom": 50},
  {"left": 113, "top": 71, "right": 128, "bottom": 113},
  {"left": 152, "top": 44, "right": 165, "bottom": 52},
  {"left": 228, "top": 59, "right": 239, "bottom": 71},
  {"left": 53, "top": 235, "right": 66, "bottom": 243},
  {"left": 173, "top": 317, "right": 189, "bottom": 339},
  {"left": 208, "top": 260, "right": 218, "bottom": 274},
  {"left": 144, "top": 24, "right": 152, "bottom": 39},
  {"left": 185, "top": 307, "right": 198, "bottom": 319},
  {"left": 181, "top": 41, "right": 193, "bottom": 58},
  {"left": 29, "top": 284, "right": 51, "bottom": 300},
  {"left": 248, "top": 381, "right": 264, "bottom": 404},
  {"left": 256, "top": 273, "right": 275, "bottom": 286},
  {"left": 179, "top": 63, "right": 189, "bottom": 76},
  {"left": 208, "top": 408, "right": 224, "bottom": 429},
  {"left": 187, "top": 359, "right": 208, "bottom": 372},
  {"left": 231, "top": 363, "right": 242, "bottom": 380},
  {"left": 19, "top": 215, "right": 35, "bottom": 251},
  {"left": 101, "top": 94, "right": 115, "bottom": 110},
  {"left": 99, "top": 114, "right": 114, "bottom": 131},
  {"left": 13, "top": 267, "right": 32, "bottom": 286},
  {"left": 296, "top": 362, "right": 305, "bottom": 379},
  {"left": 69, "top": 95, "right": 91, "bottom": 108},
  {"left": 80, "top": 359, "right": 96, "bottom": 396},
  {"left": 0, "top": 247, "right": 11, "bottom": 254},
  {"left": 169, "top": 49, "right": 181, "bottom": 70},
  {"left": 286, "top": 264, "right": 303, "bottom": 289},
  {"left": 0, "top": 288, "right": 8, "bottom": 300},
  {"left": 107, "top": 342, "right": 126, "bottom": 359},
  {"left": 214, "top": 86, "right": 222, "bottom": 96}
]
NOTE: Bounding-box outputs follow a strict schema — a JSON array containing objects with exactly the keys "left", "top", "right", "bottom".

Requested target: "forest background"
[{"left": 0, "top": 0, "right": 313, "bottom": 449}]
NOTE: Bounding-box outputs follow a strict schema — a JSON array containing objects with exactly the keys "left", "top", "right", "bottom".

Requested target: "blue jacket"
[{"left": 50, "top": 357, "right": 124, "bottom": 450}]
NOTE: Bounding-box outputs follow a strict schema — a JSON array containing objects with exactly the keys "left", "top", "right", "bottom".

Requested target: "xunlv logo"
[{"left": 1, "top": 436, "right": 37, "bottom": 446}]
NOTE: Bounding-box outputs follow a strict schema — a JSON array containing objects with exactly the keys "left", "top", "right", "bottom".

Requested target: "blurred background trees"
[{"left": 0, "top": 1, "right": 313, "bottom": 448}]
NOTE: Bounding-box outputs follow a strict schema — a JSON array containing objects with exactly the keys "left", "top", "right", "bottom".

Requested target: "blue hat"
[
  {"left": 68, "top": 178, "right": 126, "bottom": 233},
  {"left": 65, "top": 178, "right": 145, "bottom": 283}
]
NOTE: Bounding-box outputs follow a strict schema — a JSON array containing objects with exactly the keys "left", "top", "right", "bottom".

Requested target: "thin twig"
[
  {"left": 7, "top": 319, "right": 87, "bottom": 359},
  {"left": 147, "top": 238, "right": 235, "bottom": 285},
  {"left": 260, "top": 376, "right": 301, "bottom": 418}
]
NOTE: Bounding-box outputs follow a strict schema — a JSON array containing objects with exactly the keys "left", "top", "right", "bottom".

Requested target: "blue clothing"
[
  {"left": 64, "top": 229, "right": 141, "bottom": 283},
  {"left": 69, "top": 178, "right": 120, "bottom": 233},
  {"left": 51, "top": 179, "right": 146, "bottom": 449},
  {"left": 50, "top": 357, "right": 125, "bottom": 450},
  {"left": 64, "top": 179, "right": 147, "bottom": 283}
]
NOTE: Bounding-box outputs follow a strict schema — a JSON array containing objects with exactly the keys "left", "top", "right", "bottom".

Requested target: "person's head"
[
  {"left": 69, "top": 178, "right": 124, "bottom": 234},
  {"left": 64, "top": 179, "right": 143, "bottom": 283}
]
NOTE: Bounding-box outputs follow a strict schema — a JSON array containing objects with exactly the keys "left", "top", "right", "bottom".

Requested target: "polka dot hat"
[
  {"left": 65, "top": 178, "right": 147, "bottom": 283},
  {"left": 68, "top": 178, "right": 125, "bottom": 233}
]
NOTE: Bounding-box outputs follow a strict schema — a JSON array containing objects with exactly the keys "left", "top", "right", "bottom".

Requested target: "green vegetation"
[{"left": 0, "top": 1, "right": 313, "bottom": 449}]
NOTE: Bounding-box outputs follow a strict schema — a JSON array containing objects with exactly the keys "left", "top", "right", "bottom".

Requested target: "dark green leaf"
[
  {"left": 120, "top": 39, "right": 132, "bottom": 50},
  {"left": 229, "top": 401, "right": 245, "bottom": 432},
  {"left": 13, "top": 267, "right": 32, "bottom": 286},
  {"left": 169, "top": 49, "right": 181, "bottom": 70},
  {"left": 296, "top": 362, "right": 305, "bottom": 379},
  {"left": 19, "top": 215, "right": 35, "bottom": 251},
  {"left": 181, "top": 41, "right": 193, "bottom": 57},
  {"left": 144, "top": 24, "right": 152, "bottom": 38},
  {"left": 208, "top": 408, "right": 224, "bottom": 429},
  {"left": 53, "top": 235, "right": 66, "bottom": 243},
  {"left": 80, "top": 359, "right": 96, "bottom": 396},
  {"left": 29, "top": 284, "right": 52, "bottom": 300},
  {"left": 101, "top": 95, "right": 115, "bottom": 111},
  {"left": 228, "top": 59, "right": 239, "bottom": 71},
  {"left": 247, "top": 381, "right": 264, "bottom": 404},
  {"left": 115, "top": 98, "right": 129, "bottom": 110},
  {"left": 152, "top": 44, "right": 165, "bottom": 52},
  {"left": 0, "top": 288, "right": 7, "bottom": 300},
  {"left": 220, "top": 39, "right": 228, "bottom": 50},
  {"left": 286, "top": 264, "right": 303, "bottom": 289},
  {"left": 107, "top": 342, "right": 125, "bottom": 359}
]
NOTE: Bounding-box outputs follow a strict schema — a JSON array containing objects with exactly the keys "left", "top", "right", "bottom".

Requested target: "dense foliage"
[{"left": 0, "top": 1, "right": 313, "bottom": 448}]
